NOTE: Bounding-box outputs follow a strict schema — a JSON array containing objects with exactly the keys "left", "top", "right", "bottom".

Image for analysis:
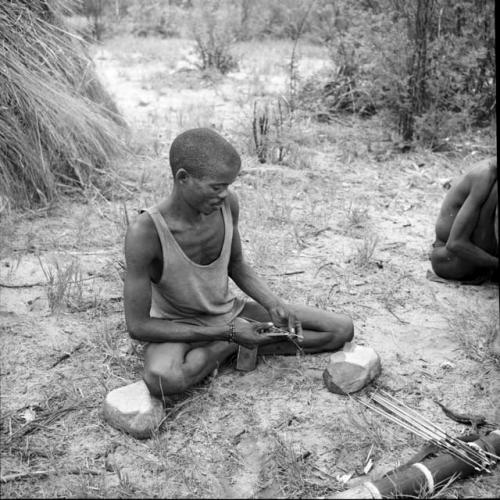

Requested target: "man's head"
[
  {"left": 169, "top": 128, "right": 241, "bottom": 215},
  {"left": 170, "top": 128, "right": 241, "bottom": 180}
]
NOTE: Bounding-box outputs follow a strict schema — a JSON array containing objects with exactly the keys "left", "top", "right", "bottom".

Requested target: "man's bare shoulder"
[
  {"left": 125, "top": 211, "right": 160, "bottom": 263},
  {"left": 465, "top": 157, "right": 497, "bottom": 184},
  {"left": 227, "top": 190, "right": 240, "bottom": 222},
  {"left": 460, "top": 157, "right": 497, "bottom": 202},
  {"left": 447, "top": 157, "right": 496, "bottom": 202}
]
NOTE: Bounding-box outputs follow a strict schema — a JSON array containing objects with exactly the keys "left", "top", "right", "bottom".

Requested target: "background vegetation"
[
  {"left": 2, "top": 0, "right": 494, "bottom": 210},
  {"left": 0, "top": 1, "right": 497, "bottom": 498},
  {"left": 76, "top": 0, "right": 495, "bottom": 149}
]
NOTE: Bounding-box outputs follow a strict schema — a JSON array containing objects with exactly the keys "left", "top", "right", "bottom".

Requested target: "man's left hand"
[{"left": 267, "top": 301, "right": 303, "bottom": 340}]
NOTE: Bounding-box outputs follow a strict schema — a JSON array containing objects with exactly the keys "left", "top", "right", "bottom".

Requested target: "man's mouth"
[{"left": 202, "top": 201, "right": 222, "bottom": 214}]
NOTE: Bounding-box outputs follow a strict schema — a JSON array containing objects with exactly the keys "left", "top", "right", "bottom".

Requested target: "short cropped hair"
[{"left": 169, "top": 128, "right": 241, "bottom": 178}]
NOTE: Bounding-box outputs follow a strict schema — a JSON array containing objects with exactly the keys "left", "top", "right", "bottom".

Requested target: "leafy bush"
[
  {"left": 298, "top": 2, "right": 389, "bottom": 121},
  {"left": 298, "top": 0, "right": 495, "bottom": 148},
  {"left": 126, "top": 0, "right": 183, "bottom": 38},
  {"left": 189, "top": 0, "right": 239, "bottom": 74},
  {"left": 299, "top": 68, "right": 378, "bottom": 122}
]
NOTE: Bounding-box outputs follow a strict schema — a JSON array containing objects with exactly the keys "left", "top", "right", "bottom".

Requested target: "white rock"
[
  {"left": 103, "top": 380, "right": 164, "bottom": 439},
  {"left": 323, "top": 343, "right": 381, "bottom": 395}
]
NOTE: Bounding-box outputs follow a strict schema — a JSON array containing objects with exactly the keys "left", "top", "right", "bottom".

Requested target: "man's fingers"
[
  {"left": 276, "top": 307, "right": 287, "bottom": 321},
  {"left": 254, "top": 322, "right": 272, "bottom": 333},
  {"left": 257, "top": 322, "right": 273, "bottom": 333}
]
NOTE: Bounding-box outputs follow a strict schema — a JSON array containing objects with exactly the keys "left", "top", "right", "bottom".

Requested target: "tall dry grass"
[{"left": 0, "top": 0, "right": 125, "bottom": 210}]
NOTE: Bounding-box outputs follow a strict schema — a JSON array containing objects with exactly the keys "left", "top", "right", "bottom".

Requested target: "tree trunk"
[
  {"left": 239, "top": 0, "right": 251, "bottom": 40},
  {"left": 400, "top": 0, "right": 434, "bottom": 142}
]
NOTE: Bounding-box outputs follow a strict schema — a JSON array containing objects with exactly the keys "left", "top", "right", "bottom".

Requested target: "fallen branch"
[
  {"left": 66, "top": 467, "right": 102, "bottom": 476},
  {"left": 0, "top": 275, "right": 98, "bottom": 289},
  {"left": 385, "top": 306, "right": 410, "bottom": 325},
  {"left": 0, "top": 467, "right": 102, "bottom": 483},
  {"left": 434, "top": 401, "right": 492, "bottom": 431},
  {"left": 51, "top": 342, "right": 85, "bottom": 368},
  {"left": 0, "top": 281, "right": 45, "bottom": 288},
  {"left": 276, "top": 270, "right": 305, "bottom": 276},
  {"left": 4, "top": 400, "right": 97, "bottom": 445},
  {"left": 1, "top": 471, "right": 49, "bottom": 483}
]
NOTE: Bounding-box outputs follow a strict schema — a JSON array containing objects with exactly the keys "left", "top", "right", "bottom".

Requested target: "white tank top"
[{"left": 144, "top": 200, "right": 245, "bottom": 327}]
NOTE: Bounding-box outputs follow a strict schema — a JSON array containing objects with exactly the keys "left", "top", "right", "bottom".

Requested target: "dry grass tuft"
[
  {"left": 38, "top": 257, "right": 82, "bottom": 313},
  {"left": 0, "top": 0, "right": 125, "bottom": 210},
  {"left": 252, "top": 97, "right": 291, "bottom": 164},
  {"left": 38, "top": 255, "right": 106, "bottom": 314},
  {"left": 350, "top": 233, "right": 379, "bottom": 270},
  {"left": 448, "top": 303, "right": 499, "bottom": 365}
]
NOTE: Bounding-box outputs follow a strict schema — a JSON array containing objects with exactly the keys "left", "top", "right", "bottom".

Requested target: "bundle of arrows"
[{"left": 354, "top": 388, "right": 500, "bottom": 472}]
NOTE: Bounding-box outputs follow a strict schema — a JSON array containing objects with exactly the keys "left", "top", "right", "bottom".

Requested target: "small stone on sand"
[
  {"left": 103, "top": 380, "right": 164, "bottom": 439},
  {"left": 323, "top": 342, "right": 381, "bottom": 395}
]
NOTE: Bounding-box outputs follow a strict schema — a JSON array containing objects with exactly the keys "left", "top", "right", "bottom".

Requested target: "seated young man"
[
  {"left": 431, "top": 157, "right": 498, "bottom": 282},
  {"left": 123, "top": 128, "right": 354, "bottom": 398}
]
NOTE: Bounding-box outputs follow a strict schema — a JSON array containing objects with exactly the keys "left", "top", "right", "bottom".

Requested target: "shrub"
[
  {"left": 298, "top": 0, "right": 495, "bottom": 147},
  {"left": 126, "top": 0, "right": 183, "bottom": 38},
  {"left": 189, "top": 0, "right": 239, "bottom": 74},
  {"left": 0, "top": 0, "right": 125, "bottom": 210}
]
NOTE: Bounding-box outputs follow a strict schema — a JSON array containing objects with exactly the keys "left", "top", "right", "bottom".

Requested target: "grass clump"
[
  {"left": 0, "top": 0, "right": 125, "bottom": 210},
  {"left": 448, "top": 304, "right": 499, "bottom": 365},
  {"left": 252, "top": 97, "right": 290, "bottom": 164},
  {"left": 39, "top": 257, "right": 83, "bottom": 313},
  {"left": 350, "top": 233, "right": 379, "bottom": 270}
]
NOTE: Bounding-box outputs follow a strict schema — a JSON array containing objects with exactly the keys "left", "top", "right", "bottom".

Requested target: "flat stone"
[
  {"left": 103, "top": 380, "right": 164, "bottom": 439},
  {"left": 323, "top": 342, "right": 381, "bottom": 395}
]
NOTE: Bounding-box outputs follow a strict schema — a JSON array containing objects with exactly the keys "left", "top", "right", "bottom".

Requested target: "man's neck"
[{"left": 160, "top": 190, "right": 205, "bottom": 227}]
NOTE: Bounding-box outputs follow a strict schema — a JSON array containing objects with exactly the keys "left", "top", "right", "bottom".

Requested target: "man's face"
[{"left": 182, "top": 163, "right": 240, "bottom": 215}]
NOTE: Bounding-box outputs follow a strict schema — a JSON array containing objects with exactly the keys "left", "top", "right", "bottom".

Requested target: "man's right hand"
[{"left": 231, "top": 318, "right": 274, "bottom": 348}]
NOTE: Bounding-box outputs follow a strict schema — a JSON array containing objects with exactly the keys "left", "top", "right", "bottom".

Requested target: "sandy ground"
[{"left": 1, "top": 37, "right": 498, "bottom": 498}]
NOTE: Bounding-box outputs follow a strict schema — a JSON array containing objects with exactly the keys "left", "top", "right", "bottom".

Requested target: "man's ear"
[{"left": 175, "top": 168, "right": 190, "bottom": 184}]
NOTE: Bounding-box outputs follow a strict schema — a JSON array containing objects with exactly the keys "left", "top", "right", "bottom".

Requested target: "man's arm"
[
  {"left": 446, "top": 174, "right": 498, "bottom": 269},
  {"left": 227, "top": 192, "right": 302, "bottom": 335},
  {"left": 123, "top": 215, "right": 231, "bottom": 343}
]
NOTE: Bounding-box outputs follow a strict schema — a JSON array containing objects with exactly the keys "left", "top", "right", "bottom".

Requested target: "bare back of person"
[{"left": 431, "top": 157, "right": 498, "bottom": 281}]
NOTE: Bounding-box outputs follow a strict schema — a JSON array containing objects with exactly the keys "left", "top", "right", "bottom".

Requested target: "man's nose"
[{"left": 218, "top": 187, "right": 229, "bottom": 199}]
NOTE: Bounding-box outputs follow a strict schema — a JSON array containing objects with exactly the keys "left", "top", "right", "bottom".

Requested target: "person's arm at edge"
[
  {"left": 445, "top": 173, "right": 498, "bottom": 269},
  {"left": 123, "top": 215, "right": 231, "bottom": 343}
]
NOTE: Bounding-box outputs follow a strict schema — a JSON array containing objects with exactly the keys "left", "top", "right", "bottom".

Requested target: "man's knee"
[
  {"left": 430, "top": 247, "right": 448, "bottom": 273},
  {"left": 336, "top": 315, "right": 354, "bottom": 343},
  {"left": 321, "top": 314, "right": 354, "bottom": 351},
  {"left": 431, "top": 247, "right": 473, "bottom": 280},
  {"left": 143, "top": 362, "right": 190, "bottom": 398},
  {"left": 143, "top": 348, "right": 203, "bottom": 397},
  {"left": 143, "top": 346, "right": 212, "bottom": 397}
]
